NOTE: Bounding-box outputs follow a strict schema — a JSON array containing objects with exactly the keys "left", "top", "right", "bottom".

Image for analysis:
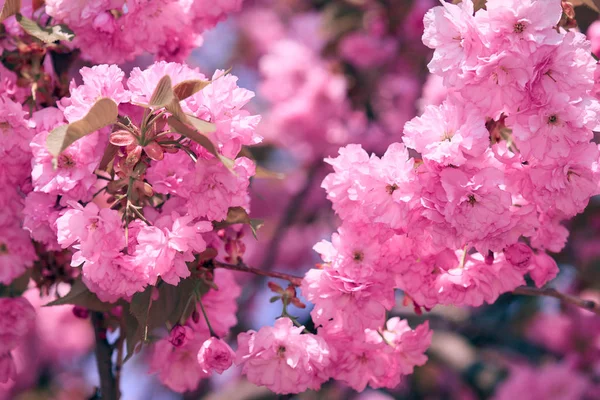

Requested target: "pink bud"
[
  {"left": 169, "top": 325, "right": 193, "bottom": 348},
  {"left": 109, "top": 130, "right": 136, "bottom": 146},
  {"left": 528, "top": 253, "right": 559, "bottom": 288},
  {"left": 192, "top": 309, "right": 200, "bottom": 324},
  {"left": 197, "top": 337, "right": 235, "bottom": 375},
  {"left": 144, "top": 141, "right": 165, "bottom": 161},
  {"left": 504, "top": 243, "right": 532, "bottom": 269},
  {"left": 72, "top": 306, "right": 89, "bottom": 319}
]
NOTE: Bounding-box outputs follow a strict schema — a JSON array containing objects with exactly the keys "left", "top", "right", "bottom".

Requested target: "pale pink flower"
[
  {"left": 149, "top": 326, "right": 211, "bottom": 393},
  {"left": 197, "top": 337, "right": 235, "bottom": 374},
  {"left": 404, "top": 101, "right": 489, "bottom": 166},
  {"left": 301, "top": 268, "right": 394, "bottom": 337},
  {"left": 236, "top": 318, "right": 331, "bottom": 394}
]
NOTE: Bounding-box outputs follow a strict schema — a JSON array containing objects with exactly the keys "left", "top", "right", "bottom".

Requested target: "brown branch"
[
  {"left": 91, "top": 312, "right": 119, "bottom": 400},
  {"left": 513, "top": 286, "right": 600, "bottom": 315},
  {"left": 213, "top": 261, "right": 303, "bottom": 286}
]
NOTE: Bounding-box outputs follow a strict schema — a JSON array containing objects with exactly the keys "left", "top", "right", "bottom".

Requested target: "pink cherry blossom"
[
  {"left": 197, "top": 337, "right": 235, "bottom": 374},
  {"left": 236, "top": 318, "right": 331, "bottom": 394}
]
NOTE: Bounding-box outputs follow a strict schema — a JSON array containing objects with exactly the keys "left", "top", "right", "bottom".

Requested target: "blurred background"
[{"left": 2, "top": 0, "right": 600, "bottom": 399}]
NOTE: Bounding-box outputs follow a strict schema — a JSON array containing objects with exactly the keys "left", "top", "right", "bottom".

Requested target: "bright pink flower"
[
  {"left": 145, "top": 151, "right": 195, "bottom": 196},
  {"left": 197, "top": 337, "right": 235, "bottom": 374},
  {"left": 302, "top": 268, "right": 394, "bottom": 337},
  {"left": 60, "top": 65, "right": 130, "bottom": 122},
  {"left": 169, "top": 325, "right": 194, "bottom": 348},
  {"left": 331, "top": 319, "right": 431, "bottom": 391},
  {"left": 528, "top": 252, "right": 559, "bottom": 288},
  {"left": 127, "top": 61, "right": 204, "bottom": 106},
  {"left": 480, "top": 0, "right": 562, "bottom": 49},
  {"left": 182, "top": 156, "right": 255, "bottom": 222},
  {"left": 186, "top": 70, "right": 262, "bottom": 159},
  {"left": 149, "top": 326, "right": 211, "bottom": 393},
  {"left": 134, "top": 212, "right": 212, "bottom": 285},
  {"left": 422, "top": 0, "right": 486, "bottom": 86},
  {"left": 236, "top": 318, "right": 331, "bottom": 394},
  {"left": 30, "top": 109, "right": 105, "bottom": 202},
  {"left": 404, "top": 101, "right": 489, "bottom": 166},
  {"left": 22, "top": 192, "right": 61, "bottom": 250},
  {"left": 504, "top": 243, "right": 533, "bottom": 269},
  {"left": 56, "top": 202, "right": 125, "bottom": 264}
]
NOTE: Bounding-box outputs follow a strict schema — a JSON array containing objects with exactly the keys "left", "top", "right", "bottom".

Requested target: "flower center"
[
  {"left": 57, "top": 154, "right": 76, "bottom": 169},
  {"left": 467, "top": 194, "right": 477, "bottom": 206},
  {"left": 352, "top": 251, "right": 364, "bottom": 262},
  {"left": 514, "top": 22, "right": 526, "bottom": 33},
  {"left": 277, "top": 345, "right": 286, "bottom": 356},
  {"left": 441, "top": 131, "right": 454, "bottom": 142},
  {"left": 0, "top": 242, "right": 8, "bottom": 254},
  {"left": 547, "top": 114, "right": 559, "bottom": 125},
  {"left": 386, "top": 184, "right": 398, "bottom": 194}
]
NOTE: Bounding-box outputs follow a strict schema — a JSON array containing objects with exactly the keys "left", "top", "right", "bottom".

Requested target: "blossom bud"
[
  {"left": 72, "top": 306, "right": 89, "bottom": 319},
  {"left": 192, "top": 309, "right": 200, "bottom": 324},
  {"left": 169, "top": 325, "right": 193, "bottom": 348},
  {"left": 528, "top": 253, "right": 559, "bottom": 288},
  {"left": 197, "top": 337, "right": 235, "bottom": 374},
  {"left": 504, "top": 243, "right": 532, "bottom": 269}
]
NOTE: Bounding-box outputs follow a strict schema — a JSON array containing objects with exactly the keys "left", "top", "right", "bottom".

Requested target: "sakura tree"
[{"left": 1, "top": 0, "right": 600, "bottom": 399}]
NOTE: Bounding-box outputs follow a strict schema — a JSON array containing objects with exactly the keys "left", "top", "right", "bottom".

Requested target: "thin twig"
[
  {"left": 213, "top": 261, "right": 303, "bottom": 287},
  {"left": 91, "top": 312, "right": 118, "bottom": 399},
  {"left": 513, "top": 286, "right": 600, "bottom": 315}
]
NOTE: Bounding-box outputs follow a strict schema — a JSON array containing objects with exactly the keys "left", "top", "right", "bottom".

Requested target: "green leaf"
[
  {"left": 0, "top": 269, "right": 31, "bottom": 297},
  {"left": 172, "top": 79, "right": 210, "bottom": 101},
  {"left": 0, "top": 0, "right": 20, "bottom": 22},
  {"left": 186, "top": 114, "right": 217, "bottom": 133},
  {"left": 44, "top": 279, "right": 115, "bottom": 312},
  {"left": 16, "top": 14, "right": 74, "bottom": 43},
  {"left": 46, "top": 97, "right": 118, "bottom": 157},
  {"left": 213, "top": 206, "right": 264, "bottom": 239},
  {"left": 122, "top": 277, "right": 209, "bottom": 362},
  {"left": 149, "top": 75, "right": 174, "bottom": 108},
  {"left": 269, "top": 296, "right": 280, "bottom": 303},
  {"left": 166, "top": 115, "right": 233, "bottom": 169}
]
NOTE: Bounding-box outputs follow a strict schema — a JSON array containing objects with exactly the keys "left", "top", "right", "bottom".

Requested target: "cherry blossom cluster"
[
  {"left": 43, "top": 0, "right": 244, "bottom": 63},
  {"left": 21, "top": 61, "right": 260, "bottom": 302},
  {"left": 293, "top": 0, "right": 600, "bottom": 392}
]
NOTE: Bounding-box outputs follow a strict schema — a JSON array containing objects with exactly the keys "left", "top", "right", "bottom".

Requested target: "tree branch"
[
  {"left": 213, "top": 261, "right": 303, "bottom": 286},
  {"left": 513, "top": 286, "right": 600, "bottom": 315},
  {"left": 91, "top": 312, "right": 119, "bottom": 400}
]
